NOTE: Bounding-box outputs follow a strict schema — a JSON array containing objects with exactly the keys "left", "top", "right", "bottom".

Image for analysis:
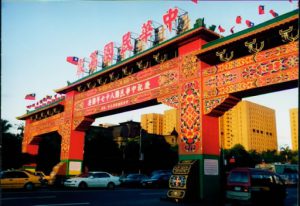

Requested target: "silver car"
[{"left": 64, "top": 171, "right": 120, "bottom": 189}]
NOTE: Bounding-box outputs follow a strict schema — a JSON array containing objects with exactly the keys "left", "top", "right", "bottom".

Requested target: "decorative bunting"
[
  {"left": 269, "top": 9, "right": 279, "bottom": 17},
  {"left": 230, "top": 26, "right": 235, "bottom": 34},
  {"left": 236, "top": 16, "right": 242, "bottom": 24},
  {"left": 245, "top": 20, "right": 255, "bottom": 28},
  {"left": 258, "top": 5, "right": 265, "bottom": 15},
  {"left": 218, "top": 25, "right": 225, "bottom": 33},
  {"left": 191, "top": 0, "right": 198, "bottom": 3}
]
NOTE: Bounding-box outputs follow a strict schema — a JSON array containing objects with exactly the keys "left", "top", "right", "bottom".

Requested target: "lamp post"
[{"left": 139, "top": 129, "right": 144, "bottom": 174}]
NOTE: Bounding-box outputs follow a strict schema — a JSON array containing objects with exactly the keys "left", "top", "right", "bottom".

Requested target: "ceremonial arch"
[{"left": 18, "top": 9, "right": 298, "bottom": 200}]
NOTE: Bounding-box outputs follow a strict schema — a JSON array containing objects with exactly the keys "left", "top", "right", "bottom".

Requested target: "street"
[{"left": 1, "top": 187, "right": 298, "bottom": 206}]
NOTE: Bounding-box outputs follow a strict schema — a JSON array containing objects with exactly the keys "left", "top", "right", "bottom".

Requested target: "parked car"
[
  {"left": 64, "top": 171, "right": 120, "bottom": 189},
  {"left": 150, "top": 170, "right": 172, "bottom": 176},
  {"left": 141, "top": 173, "right": 171, "bottom": 188},
  {"left": 0, "top": 170, "right": 43, "bottom": 190},
  {"left": 226, "top": 168, "right": 287, "bottom": 205},
  {"left": 120, "top": 173, "right": 148, "bottom": 187}
]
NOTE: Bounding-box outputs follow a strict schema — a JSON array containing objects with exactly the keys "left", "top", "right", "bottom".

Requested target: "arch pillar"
[{"left": 57, "top": 91, "right": 95, "bottom": 176}]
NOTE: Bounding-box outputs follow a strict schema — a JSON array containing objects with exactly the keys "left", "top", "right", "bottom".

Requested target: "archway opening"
[{"left": 36, "top": 132, "right": 61, "bottom": 175}]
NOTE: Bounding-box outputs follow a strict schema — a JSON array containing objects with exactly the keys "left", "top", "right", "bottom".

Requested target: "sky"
[{"left": 2, "top": 0, "right": 298, "bottom": 149}]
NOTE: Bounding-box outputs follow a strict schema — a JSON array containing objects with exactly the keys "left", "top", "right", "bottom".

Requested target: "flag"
[
  {"left": 25, "top": 93, "right": 36, "bottom": 100},
  {"left": 230, "top": 26, "right": 235, "bottom": 34},
  {"left": 258, "top": 5, "right": 265, "bottom": 15},
  {"left": 66, "top": 56, "right": 79, "bottom": 65},
  {"left": 289, "top": 0, "right": 292, "bottom": 3},
  {"left": 191, "top": 0, "right": 198, "bottom": 3},
  {"left": 269, "top": 10, "right": 279, "bottom": 17},
  {"left": 218, "top": 25, "right": 225, "bottom": 33},
  {"left": 245, "top": 20, "right": 255, "bottom": 28},
  {"left": 236, "top": 16, "right": 242, "bottom": 24}
]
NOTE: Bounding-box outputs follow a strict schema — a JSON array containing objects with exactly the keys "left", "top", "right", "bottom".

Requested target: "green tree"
[
  {"left": 225, "top": 144, "right": 253, "bottom": 169},
  {"left": 261, "top": 150, "right": 280, "bottom": 163},
  {"left": 279, "top": 146, "right": 293, "bottom": 163},
  {"left": 1, "top": 119, "right": 12, "bottom": 133},
  {"left": 1, "top": 119, "right": 23, "bottom": 170}
]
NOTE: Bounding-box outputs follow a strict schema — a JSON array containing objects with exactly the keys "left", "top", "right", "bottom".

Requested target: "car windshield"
[{"left": 228, "top": 171, "right": 249, "bottom": 183}]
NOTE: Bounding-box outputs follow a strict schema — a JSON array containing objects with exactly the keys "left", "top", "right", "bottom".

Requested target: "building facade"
[
  {"left": 219, "top": 100, "right": 278, "bottom": 152},
  {"left": 289, "top": 108, "right": 298, "bottom": 151},
  {"left": 141, "top": 113, "right": 163, "bottom": 135},
  {"left": 163, "top": 108, "right": 178, "bottom": 135}
]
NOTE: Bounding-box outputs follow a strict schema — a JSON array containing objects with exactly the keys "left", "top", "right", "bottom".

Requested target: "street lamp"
[{"left": 139, "top": 129, "right": 145, "bottom": 174}]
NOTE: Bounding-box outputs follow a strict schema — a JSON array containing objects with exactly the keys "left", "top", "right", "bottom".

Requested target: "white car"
[{"left": 64, "top": 171, "right": 120, "bottom": 189}]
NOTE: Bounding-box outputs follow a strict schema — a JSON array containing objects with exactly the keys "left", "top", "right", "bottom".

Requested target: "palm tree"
[
  {"left": 280, "top": 146, "right": 292, "bottom": 163},
  {"left": 1, "top": 119, "right": 12, "bottom": 134}
]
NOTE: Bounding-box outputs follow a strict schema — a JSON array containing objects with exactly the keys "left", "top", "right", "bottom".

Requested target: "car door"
[
  {"left": 0, "top": 172, "right": 16, "bottom": 189},
  {"left": 92, "top": 173, "right": 109, "bottom": 187},
  {"left": 15, "top": 171, "right": 30, "bottom": 188},
  {"left": 272, "top": 174, "right": 286, "bottom": 200},
  {"left": 1, "top": 171, "right": 27, "bottom": 189}
]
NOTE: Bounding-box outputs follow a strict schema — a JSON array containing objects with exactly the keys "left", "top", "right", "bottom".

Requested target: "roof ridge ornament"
[
  {"left": 244, "top": 38, "right": 264, "bottom": 62},
  {"left": 216, "top": 49, "right": 234, "bottom": 62},
  {"left": 279, "top": 26, "right": 299, "bottom": 43}
]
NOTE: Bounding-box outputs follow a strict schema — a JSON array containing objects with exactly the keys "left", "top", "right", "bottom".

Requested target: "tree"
[
  {"left": 1, "top": 119, "right": 23, "bottom": 170},
  {"left": 279, "top": 146, "right": 293, "bottom": 163},
  {"left": 225, "top": 144, "right": 253, "bottom": 170},
  {"left": 1, "top": 119, "right": 12, "bottom": 134}
]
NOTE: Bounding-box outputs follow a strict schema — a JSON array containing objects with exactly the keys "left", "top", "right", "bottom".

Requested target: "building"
[
  {"left": 289, "top": 108, "right": 298, "bottom": 151},
  {"left": 163, "top": 108, "right": 178, "bottom": 135},
  {"left": 141, "top": 113, "right": 163, "bottom": 135},
  {"left": 110, "top": 120, "right": 141, "bottom": 148},
  {"left": 219, "top": 100, "right": 278, "bottom": 152}
]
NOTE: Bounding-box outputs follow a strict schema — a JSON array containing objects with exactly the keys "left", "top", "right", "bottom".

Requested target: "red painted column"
[
  {"left": 176, "top": 36, "right": 221, "bottom": 202},
  {"left": 58, "top": 90, "right": 94, "bottom": 176}
]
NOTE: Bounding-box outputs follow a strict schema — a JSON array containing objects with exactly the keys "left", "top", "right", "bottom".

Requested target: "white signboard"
[
  {"left": 204, "top": 159, "right": 219, "bottom": 175},
  {"left": 69, "top": 161, "right": 82, "bottom": 175}
]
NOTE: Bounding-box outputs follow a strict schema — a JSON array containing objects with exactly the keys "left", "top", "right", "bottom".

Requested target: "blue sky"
[{"left": 2, "top": 0, "right": 298, "bottom": 148}]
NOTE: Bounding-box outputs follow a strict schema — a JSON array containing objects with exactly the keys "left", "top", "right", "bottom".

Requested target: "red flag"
[
  {"left": 218, "top": 25, "right": 225, "bottom": 33},
  {"left": 258, "top": 5, "right": 265, "bottom": 15},
  {"left": 25, "top": 93, "right": 36, "bottom": 100},
  {"left": 245, "top": 20, "right": 255, "bottom": 28},
  {"left": 230, "top": 26, "right": 235, "bottom": 34},
  {"left": 269, "top": 10, "right": 279, "bottom": 17},
  {"left": 236, "top": 16, "right": 242, "bottom": 24},
  {"left": 66, "top": 56, "right": 79, "bottom": 65},
  {"left": 191, "top": 0, "right": 198, "bottom": 3}
]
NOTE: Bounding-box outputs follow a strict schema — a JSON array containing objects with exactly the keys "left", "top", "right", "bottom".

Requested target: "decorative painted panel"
[
  {"left": 203, "top": 41, "right": 298, "bottom": 114},
  {"left": 179, "top": 80, "right": 202, "bottom": 154},
  {"left": 73, "top": 58, "right": 181, "bottom": 117}
]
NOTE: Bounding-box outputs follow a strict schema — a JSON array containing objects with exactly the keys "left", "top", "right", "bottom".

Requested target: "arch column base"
[{"left": 179, "top": 154, "right": 221, "bottom": 202}]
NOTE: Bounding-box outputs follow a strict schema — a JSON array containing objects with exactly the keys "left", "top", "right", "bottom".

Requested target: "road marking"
[
  {"left": 2, "top": 196, "right": 56, "bottom": 200},
  {"left": 33, "top": 203, "right": 90, "bottom": 206}
]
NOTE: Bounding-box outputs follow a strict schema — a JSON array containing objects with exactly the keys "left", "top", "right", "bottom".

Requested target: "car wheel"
[
  {"left": 24, "top": 182, "right": 34, "bottom": 191},
  {"left": 107, "top": 182, "right": 115, "bottom": 190},
  {"left": 79, "top": 182, "right": 87, "bottom": 189}
]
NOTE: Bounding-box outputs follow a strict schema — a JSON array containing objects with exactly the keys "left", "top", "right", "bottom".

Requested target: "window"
[
  {"left": 94, "top": 173, "right": 110, "bottom": 178},
  {"left": 228, "top": 171, "right": 249, "bottom": 183},
  {"left": 251, "top": 172, "right": 273, "bottom": 186}
]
